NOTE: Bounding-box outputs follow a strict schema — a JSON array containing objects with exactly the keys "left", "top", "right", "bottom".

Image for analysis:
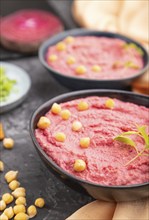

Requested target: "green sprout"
[
  {"left": 114, "top": 125, "right": 149, "bottom": 166},
  {"left": 0, "top": 66, "right": 17, "bottom": 102}
]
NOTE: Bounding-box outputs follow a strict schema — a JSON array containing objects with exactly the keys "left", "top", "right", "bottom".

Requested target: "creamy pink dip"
[
  {"left": 35, "top": 97, "right": 149, "bottom": 186},
  {"left": 46, "top": 37, "right": 144, "bottom": 80}
]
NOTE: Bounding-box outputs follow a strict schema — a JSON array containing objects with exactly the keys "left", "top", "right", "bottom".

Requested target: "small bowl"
[
  {"left": 39, "top": 29, "right": 149, "bottom": 90},
  {"left": 30, "top": 89, "right": 149, "bottom": 202}
]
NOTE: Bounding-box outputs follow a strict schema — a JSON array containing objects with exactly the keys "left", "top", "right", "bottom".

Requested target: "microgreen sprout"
[{"left": 114, "top": 125, "right": 149, "bottom": 165}]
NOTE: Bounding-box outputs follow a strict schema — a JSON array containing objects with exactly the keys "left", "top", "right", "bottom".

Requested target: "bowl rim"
[
  {"left": 39, "top": 28, "right": 149, "bottom": 83},
  {"left": 30, "top": 89, "right": 149, "bottom": 189}
]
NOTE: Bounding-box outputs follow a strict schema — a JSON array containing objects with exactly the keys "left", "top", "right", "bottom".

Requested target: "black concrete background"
[{"left": 0, "top": 1, "right": 92, "bottom": 219}]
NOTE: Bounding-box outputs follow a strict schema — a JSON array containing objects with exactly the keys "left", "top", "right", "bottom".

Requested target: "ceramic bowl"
[
  {"left": 39, "top": 29, "right": 149, "bottom": 90},
  {"left": 30, "top": 89, "right": 149, "bottom": 202}
]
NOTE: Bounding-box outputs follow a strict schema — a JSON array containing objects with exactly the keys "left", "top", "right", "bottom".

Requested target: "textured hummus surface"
[{"left": 35, "top": 96, "right": 149, "bottom": 186}]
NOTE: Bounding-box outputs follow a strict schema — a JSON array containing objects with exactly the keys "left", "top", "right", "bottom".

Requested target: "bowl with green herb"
[
  {"left": 0, "top": 62, "right": 31, "bottom": 113},
  {"left": 30, "top": 89, "right": 149, "bottom": 202}
]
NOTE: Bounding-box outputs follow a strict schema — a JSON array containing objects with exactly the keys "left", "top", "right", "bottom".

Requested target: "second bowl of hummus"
[{"left": 39, "top": 29, "right": 149, "bottom": 90}]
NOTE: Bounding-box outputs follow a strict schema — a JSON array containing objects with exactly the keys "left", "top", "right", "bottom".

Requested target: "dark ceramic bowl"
[
  {"left": 39, "top": 29, "right": 149, "bottom": 90},
  {"left": 30, "top": 89, "right": 149, "bottom": 202}
]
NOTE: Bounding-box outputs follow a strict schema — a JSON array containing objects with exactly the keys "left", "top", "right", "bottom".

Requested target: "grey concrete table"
[{"left": 0, "top": 57, "right": 92, "bottom": 220}]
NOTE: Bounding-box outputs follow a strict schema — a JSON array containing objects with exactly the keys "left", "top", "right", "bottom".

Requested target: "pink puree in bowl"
[
  {"left": 35, "top": 96, "right": 149, "bottom": 186},
  {"left": 47, "top": 36, "right": 144, "bottom": 80}
]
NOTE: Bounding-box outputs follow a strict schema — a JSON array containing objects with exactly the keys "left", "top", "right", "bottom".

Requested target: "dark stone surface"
[
  {"left": 0, "top": 57, "right": 92, "bottom": 220},
  {"left": 0, "top": 1, "right": 92, "bottom": 219}
]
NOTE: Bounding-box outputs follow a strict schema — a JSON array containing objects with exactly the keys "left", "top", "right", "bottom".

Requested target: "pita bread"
[
  {"left": 119, "top": 0, "right": 148, "bottom": 42},
  {"left": 72, "top": 0, "right": 149, "bottom": 42},
  {"left": 72, "top": 0, "right": 122, "bottom": 32}
]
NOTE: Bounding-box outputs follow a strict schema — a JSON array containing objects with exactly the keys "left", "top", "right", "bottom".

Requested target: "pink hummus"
[
  {"left": 46, "top": 36, "right": 144, "bottom": 80},
  {"left": 35, "top": 97, "right": 149, "bottom": 186}
]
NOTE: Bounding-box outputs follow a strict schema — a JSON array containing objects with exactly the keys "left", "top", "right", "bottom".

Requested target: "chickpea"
[
  {"left": 0, "top": 123, "right": 5, "bottom": 140},
  {"left": 35, "top": 198, "right": 45, "bottom": 208},
  {"left": 77, "top": 101, "right": 89, "bottom": 111},
  {"left": 80, "top": 137, "right": 90, "bottom": 148},
  {"left": 12, "top": 187, "right": 26, "bottom": 198},
  {"left": 75, "top": 65, "right": 86, "bottom": 75},
  {"left": 56, "top": 42, "right": 66, "bottom": 51},
  {"left": 0, "top": 160, "right": 4, "bottom": 172},
  {"left": 54, "top": 132, "right": 66, "bottom": 142},
  {"left": 66, "top": 56, "right": 76, "bottom": 65},
  {"left": 13, "top": 204, "right": 26, "bottom": 215},
  {"left": 27, "top": 205, "right": 37, "bottom": 218},
  {"left": 61, "top": 109, "right": 71, "bottom": 120},
  {"left": 72, "top": 121, "right": 82, "bottom": 132},
  {"left": 65, "top": 36, "right": 74, "bottom": 44},
  {"left": 51, "top": 103, "right": 61, "bottom": 115},
  {"left": 105, "top": 98, "right": 115, "bottom": 109},
  {"left": 48, "top": 54, "right": 58, "bottom": 62},
  {"left": 2, "top": 193, "right": 13, "bottom": 204},
  {"left": 0, "top": 200, "right": 6, "bottom": 211},
  {"left": 37, "top": 116, "right": 51, "bottom": 129},
  {"left": 73, "top": 159, "right": 86, "bottom": 172},
  {"left": 92, "top": 65, "right": 101, "bottom": 72},
  {"left": 3, "top": 138, "right": 14, "bottom": 149},
  {"left": 14, "top": 213, "right": 29, "bottom": 220},
  {"left": 5, "top": 170, "right": 18, "bottom": 183},
  {"left": 4, "top": 207, "right": 14, "bottom": 219},
  {"left": 9, "top": 180, "right": 20, "bottom": 191},
  {"left": 0, "top": 213, "right": 8, "bottom": 220},
  {"left": 15, "top": 197, "right": 26, "bottom": 206}
]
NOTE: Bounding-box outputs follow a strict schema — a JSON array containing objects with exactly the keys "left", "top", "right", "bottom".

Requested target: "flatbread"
[
  {"left": 72, "top": 0, "right": 122, "bottom": 32},
  {"left": 66, "top": 200, "right": 116, "bottom": 220},
  {"left": 119, "top": 0, "right": 148, "bottom": 42},
  {"left": 72, "top": 0, "right": 149, "bottom": 42}
]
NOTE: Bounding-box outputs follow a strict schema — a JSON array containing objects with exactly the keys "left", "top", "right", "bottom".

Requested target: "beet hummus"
[
  {"left": 46, "top": 36, "right": 144, "bottom": 80},
  {"left": 35, "top": 97, "right": 149, "bottom": 186}
]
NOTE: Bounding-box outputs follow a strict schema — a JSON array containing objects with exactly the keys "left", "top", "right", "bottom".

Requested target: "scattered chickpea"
[
  {"left": 9, "top": 180, "right": 20, "bottom": 191},
  {"left": 14, "top": 213, "right": 29, "bottom": 220},
  {"left": 12, "top": 187, "right": 26, "bottom": 198},
  {"left": 0, "top": 123, "right": 5, "bottom": 140},
  {"left": 0, "top": 160, "right": 4, "bottom": 172},
  {"left": 35, "top": 198, "right": 45, "bottom": 208},
  {"left": 51, "top": 103, "right": 61, "bottom": 115},
  {"left": 15, "top": 197, "right": 26, "bottom": 206},
  {"left": 75, "top": 65, "right": 87, "bottom": 75},
  {"left": 61, "top": 109, "right": 71, "bottom": 120},
  {"left": 80, "top": 137, "right": 90, "bottom": 148},
  {"left": 48, "top": 54, "right": 58, "bottom": 62},
  {"left": 5, "top": 170, "right": 18, "bottom": 183},
  {"left": 2, "top": 193, "right": 14, "bottom": 204},
  {"left": 3, "top": 138, "right": 14, "bottom": 149},
  {"left": 56, "top": 42, "right": 66, "bottom": 51},
  {"left": 92, "top": 65, "right": 101, "bottom": 72},
  {"left": 4, "top": 207, "right": 14, "bottom": 219},
  {"left": 27, "top": 205, "right": 37, "bottom": 218},
  {"left": 0, "top": 213, "right": 8, "bottom": 220},
  {"left": 54, "top": 132, "right": 66, "bottom": 142},
  {"left": 73, "top": 159, "right": 86, "bottom": 172},
  {"left": 72, "top": 121, "right": 82, "bottom": 132},
  {"left": 65, "top": 36, "right": 75, "bottom": 44},
  {"left": 0, "top": 200, "right": 6, "bottom": 211},
  {"left": 37, "top": 116, "right": 51, "bottom": 129},
  {"left": 77, "top": 101, "right": 89, "bottom": 111},
  {"left": 66, "top": 56, "right": 76, "bottom": 65},
  {"left": 13, "top": 204, "right": 26, "bottom": 215},
  {"left": 105, "top": 98, "right": 115, "bottom": 109}
]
